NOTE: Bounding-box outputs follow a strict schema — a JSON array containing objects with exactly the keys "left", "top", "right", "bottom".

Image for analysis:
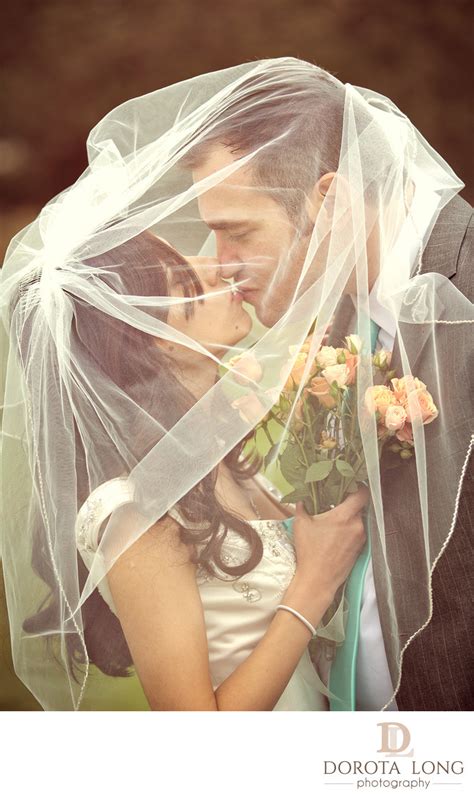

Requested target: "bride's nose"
[
  {"left": 202, "top": 262, "right": 222, "bottom": 287},
  {"left": 187, "top": 256, "right": 222, "bottom": 287}
]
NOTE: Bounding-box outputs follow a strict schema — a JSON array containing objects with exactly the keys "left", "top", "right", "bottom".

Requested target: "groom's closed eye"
[{"left": 227, "top": 229, "right": 253, "bottom": 242}]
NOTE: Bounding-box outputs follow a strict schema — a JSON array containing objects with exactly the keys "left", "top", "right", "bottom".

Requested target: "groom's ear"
[{"left": 305, "top": 172, "right": 337, "bottom": 222}]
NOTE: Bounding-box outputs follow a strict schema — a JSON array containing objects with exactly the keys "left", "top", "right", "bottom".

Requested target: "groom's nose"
[{"left": 215, "top": 238, "right": 241, "bottom": 279}]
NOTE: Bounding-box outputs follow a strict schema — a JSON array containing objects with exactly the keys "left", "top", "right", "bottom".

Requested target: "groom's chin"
[
  {"left": 254, "top": 305, "right": 277, "bottom": 327},
  {"left": 255, "top": 301, "right": 286, "bottom": 328}
]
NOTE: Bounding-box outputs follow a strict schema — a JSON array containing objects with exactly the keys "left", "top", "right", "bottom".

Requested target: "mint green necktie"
[{"left": 328, "top": 318, "right": 380, "bottom": 711}]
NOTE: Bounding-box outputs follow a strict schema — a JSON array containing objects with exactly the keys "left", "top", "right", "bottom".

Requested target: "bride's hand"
[{"left": 291, "top": 486, "right": 369, "bottom": 599}]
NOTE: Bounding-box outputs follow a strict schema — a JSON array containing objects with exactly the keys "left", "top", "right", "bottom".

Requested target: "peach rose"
[
  {"left": 405, "top": 388, "right": 438, "bottom": 425},
  {"left": 281, "top": 352, "right": 308, "bottom": 390},
  {"left": 292, "top": 398, "right": 305, "bottom": 431},
  {"left": 264, "top": 387, "right": 281, "bottom": 405},
  {"left": 316, "top": 346, "right": 339, "bottom": 368},
  {"left": 384, "top": 404, "right": 407, "bottom": 432},
  {"left": 227, "top": 352, "right": 263, "bottom": 386},
  {"left": 391, "top": 376, "right": 438, "bottom": 426},
  {"left": 307, "top": 376, "right": 337, "bottom": 409},
  {"left": 364, "top": 385, "right": 397, "bottom": 418},
  {"left": 232, "top": 394, "right": 266, "bottom": 424},
  {"left": 391, "top": 375, "right": 426, "bottom": 403},
  {"left": 322, "top": 363, "right": 350, "bottom": 388},
  {"left": 396, "top": 422, "right": 414, "bottom": 444},
  {"left": 340, "top": 350, "right": 360, "bottom": 385},
  {"left": 289, "top": 335, "right": 313, "bottom": 356}
]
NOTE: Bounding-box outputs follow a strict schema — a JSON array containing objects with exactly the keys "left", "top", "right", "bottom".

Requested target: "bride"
[{"left": 13, "top": 231, "right": 367, "bottom": 711}]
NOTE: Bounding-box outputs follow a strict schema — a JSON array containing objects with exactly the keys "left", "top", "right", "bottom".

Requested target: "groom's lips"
[{"left": 239, "top": 286, "right": 259, "bottom": 302}]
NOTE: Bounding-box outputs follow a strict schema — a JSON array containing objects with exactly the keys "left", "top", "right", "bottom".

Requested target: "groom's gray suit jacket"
[{"left": 328, "top": 194, "right": 473, "bottom": 710}]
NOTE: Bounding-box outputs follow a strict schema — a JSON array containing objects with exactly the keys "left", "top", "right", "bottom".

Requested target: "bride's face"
[{"left": 166, "top": 256, "right": 252, "bottom": 356}]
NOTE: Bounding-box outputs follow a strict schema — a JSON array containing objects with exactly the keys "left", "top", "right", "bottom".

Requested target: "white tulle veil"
[{"left": 0, "top": 57, "right": 472, "bottom": 710}]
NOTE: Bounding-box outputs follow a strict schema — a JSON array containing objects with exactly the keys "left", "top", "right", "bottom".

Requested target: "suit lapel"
[
  {"left": 327, "top": 294, "right": 432, "bottom": 381},
  {"left": 389, "top": 193, "right": 471, "bottom": 382},
  {"left": 389, "top": 321, "right": 432, "bottom": 380}
]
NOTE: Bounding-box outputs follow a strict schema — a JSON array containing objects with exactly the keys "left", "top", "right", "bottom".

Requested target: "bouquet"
[
  {"left": 230, "top": 334, "right": 439, "bottom": 515},
  {"left": 229, "top": 335, "right": 439, "bottom": 660}
]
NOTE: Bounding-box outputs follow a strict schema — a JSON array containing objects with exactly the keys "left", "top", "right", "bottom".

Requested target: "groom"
[{"left": 185, "top": 65, "right": 473, "bottom": 711}]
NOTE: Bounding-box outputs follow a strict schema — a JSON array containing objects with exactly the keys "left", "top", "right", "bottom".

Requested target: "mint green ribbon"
[{"left": 328, "top": 318, "right": 379, "bottom": 710}]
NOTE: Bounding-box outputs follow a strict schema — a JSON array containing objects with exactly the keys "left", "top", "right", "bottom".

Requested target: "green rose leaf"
[
  {"left": 305, "top": 460, "right": 333, "bottom": 482},
  {"left": 279, "top": 443, "right": 306, "bottom": 485},
  {"left": 335, "top": 459, "right": 356, "bottom": 479},
  {"left": 355, "top": 462, "right": 368, "bottom": 481},
  {"left": 264, "top": 442, "right": 280, "bottom": 469}
]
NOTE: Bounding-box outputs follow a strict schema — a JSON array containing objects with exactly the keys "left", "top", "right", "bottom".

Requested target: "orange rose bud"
[{"left": 307, "top": 376, "right": 337, "bottom": 409}]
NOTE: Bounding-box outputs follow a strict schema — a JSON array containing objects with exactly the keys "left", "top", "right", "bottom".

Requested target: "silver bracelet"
[{"left": 275, "top": 604, "right": 317, "bottom": 637}]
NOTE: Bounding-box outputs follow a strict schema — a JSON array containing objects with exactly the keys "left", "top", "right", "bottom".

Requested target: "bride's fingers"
[
  {"left": 296, "top": 485, "right": 369, "bottom": 522},
  {"left": 337, "top": 485, "right": 370, "bottom": 518},
  {"left": 295, "top": 501, "right": 310, "bottom": 518}
]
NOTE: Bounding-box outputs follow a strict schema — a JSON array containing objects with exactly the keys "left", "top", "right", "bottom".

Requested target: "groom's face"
[{"left": 193, "top": 146, "right": 323, "bottom": 327}]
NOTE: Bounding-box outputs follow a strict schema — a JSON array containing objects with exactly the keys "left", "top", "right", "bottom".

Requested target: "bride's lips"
[{"left": 231, "top": 288, "right": 244, "bottom": 303}]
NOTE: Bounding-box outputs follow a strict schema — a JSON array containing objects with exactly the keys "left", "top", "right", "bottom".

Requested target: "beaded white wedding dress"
[{"left": 76, "top": 476, "right": 328, "bottom": 711}]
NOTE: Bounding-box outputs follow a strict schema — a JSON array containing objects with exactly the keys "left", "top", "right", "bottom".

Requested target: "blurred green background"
[{"left": 1, "top": 0, "right": 472, "bottom": 710}]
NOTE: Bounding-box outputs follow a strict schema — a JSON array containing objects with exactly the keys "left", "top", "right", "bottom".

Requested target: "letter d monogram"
[{"left": 377, "top": 722, "right": 414, "bottom": 757}]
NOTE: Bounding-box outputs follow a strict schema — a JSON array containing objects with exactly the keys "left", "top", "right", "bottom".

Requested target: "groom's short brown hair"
[{"left": 182, "top": 60, "right": 346, "bottom": 220}]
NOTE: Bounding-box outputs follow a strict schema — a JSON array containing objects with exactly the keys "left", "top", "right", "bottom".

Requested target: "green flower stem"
[
  {"left": 267, "top": 408, "right": 285, "bottom": 426},
  {"left": 293, "top": 422, "right": 318, "bottom": 515},
  {"left": 303, "top": 400, "right": 320, "bottom": 514},
  {"left": 336, "top": 475, "right": 347, "bottom": 505},
  {"left": 261, "top": 423, "right": 275, "bottom": 448}
]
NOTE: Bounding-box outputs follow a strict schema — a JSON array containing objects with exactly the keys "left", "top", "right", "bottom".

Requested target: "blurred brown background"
[{"left": 0, "top": 0, "right": 472, "bottom": 709}]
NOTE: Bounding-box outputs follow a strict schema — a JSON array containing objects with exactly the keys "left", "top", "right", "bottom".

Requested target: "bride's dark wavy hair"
[{"left": 16, "top": 231, "right": 264, "bottom": 680}]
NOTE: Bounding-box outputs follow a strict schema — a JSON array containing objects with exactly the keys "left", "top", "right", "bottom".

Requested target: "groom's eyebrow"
[{"left": 206, "top": 219, "right": 249, "bottom": 230}]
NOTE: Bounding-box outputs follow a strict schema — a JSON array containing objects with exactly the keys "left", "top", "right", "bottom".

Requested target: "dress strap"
[
  {"left": 75, "top": 476, "right": 135, "bottom": 555},
  {"left": 75, "top": 476, "right": 135, "bottom": 616},
  {"left": 167, "top": 504, "right": 188, "bottom": 527},
  {"left": 167, "top": 504, "right": 211, "bottom": 531}
]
